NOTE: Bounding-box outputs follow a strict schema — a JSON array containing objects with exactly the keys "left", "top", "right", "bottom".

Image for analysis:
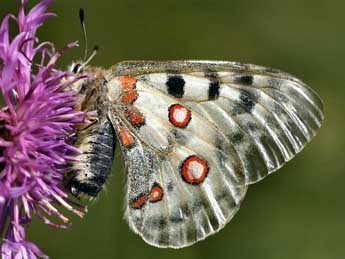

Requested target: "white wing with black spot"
[{"left": 107, "top": 60, "right": 323, "bottom": 248}]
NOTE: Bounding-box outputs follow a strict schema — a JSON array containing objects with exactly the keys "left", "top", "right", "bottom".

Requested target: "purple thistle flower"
[{"left": 0, "top": 0, "right": 90, "bottom": 258}]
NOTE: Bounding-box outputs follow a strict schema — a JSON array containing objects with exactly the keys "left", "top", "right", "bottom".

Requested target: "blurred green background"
[{"left": 1, "top": 0, "right": 344, "bottom": 258}]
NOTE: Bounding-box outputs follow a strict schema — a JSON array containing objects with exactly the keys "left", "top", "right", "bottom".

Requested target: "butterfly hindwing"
[
  {"left": 109, "top": 114, "right": 246, "bottom": 248},
  {"left": 107, "top": 61, "right": 323, "bottom": 248}
]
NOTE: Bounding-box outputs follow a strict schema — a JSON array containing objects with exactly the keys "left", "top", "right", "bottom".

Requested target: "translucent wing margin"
[{"left": 107, "top": 60, "right": 324, "bottom": 248}]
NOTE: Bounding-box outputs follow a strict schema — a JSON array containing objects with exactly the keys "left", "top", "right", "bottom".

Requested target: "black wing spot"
[
  {"left": 240, "top": 90, "right": 256, "bottom": 113},
  {"left": 236, "top": 75, "right": 253, "bottom": 85},
  {"left": 166, "top": 75, "right": 185, "bottom": 98},
  {"left": 167, "top": 181, "right": 174, "bottom": 192},
  {"left": 146, "top": 216, "right": 168, "bottom": 229},
  {"left": 171, "top": 128, "right": 191, "bottom": 145},
  {"left": 230, "top": 132, "right": 244, "bottom": 144},
  {"left": 208, "top": 79, "right": 220, "bottom": 100}
]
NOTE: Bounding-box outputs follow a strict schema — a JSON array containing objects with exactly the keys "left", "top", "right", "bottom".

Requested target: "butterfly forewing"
[{"left": 105, "top": 61, "right": 323, "bottom": 248}]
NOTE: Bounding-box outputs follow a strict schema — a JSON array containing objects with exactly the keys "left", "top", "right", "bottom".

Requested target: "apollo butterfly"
[
  {"left": 62, "top": 8, "right": 324, "bottom": 249},
  {"left": 64, "top": 59, "right": 324, "bottom": 248}
]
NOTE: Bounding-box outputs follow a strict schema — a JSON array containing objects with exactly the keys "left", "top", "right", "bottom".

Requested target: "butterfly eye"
[{"left": 72, "top": 63, "right": 83, "bottom": 74}]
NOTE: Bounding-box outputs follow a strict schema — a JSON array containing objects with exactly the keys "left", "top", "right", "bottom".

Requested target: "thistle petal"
[{"left": 0, "top": 1, "right": 89, "bottom": 258}]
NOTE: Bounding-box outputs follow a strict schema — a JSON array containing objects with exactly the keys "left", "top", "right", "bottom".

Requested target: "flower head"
[{"left": 0, "top": 1, "right": 89, "bottom": 258}]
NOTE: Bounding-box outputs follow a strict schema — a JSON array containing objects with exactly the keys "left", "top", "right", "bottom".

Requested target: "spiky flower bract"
[{"left": 0, "top": 1, "right": 90, "bottom": 258}]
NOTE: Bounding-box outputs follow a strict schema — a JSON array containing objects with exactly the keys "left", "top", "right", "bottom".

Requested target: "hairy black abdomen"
[{"left": 64, "top": 119, "right": 116, "bottom": 197}]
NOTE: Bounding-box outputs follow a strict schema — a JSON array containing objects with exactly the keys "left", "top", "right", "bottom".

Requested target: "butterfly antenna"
[
  {"left": 82, "top": 45, "right": 99, "bottom": 67},
  {"left": 79, "top": 8, "right": 88, "bottom": 62}
]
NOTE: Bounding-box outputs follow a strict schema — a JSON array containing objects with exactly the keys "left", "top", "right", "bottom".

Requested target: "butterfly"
[{"left": 63, "top": 59, "right": 324, "bottom": 248}]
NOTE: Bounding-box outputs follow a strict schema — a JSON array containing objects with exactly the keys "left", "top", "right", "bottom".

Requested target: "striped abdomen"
[{"left": 64, "top": 119, "right": 116, "bottom": 197}]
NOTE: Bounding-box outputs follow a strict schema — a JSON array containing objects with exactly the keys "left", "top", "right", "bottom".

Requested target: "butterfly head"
[{"left": 69, "top": 42, "right": 99, "bottom": 73}]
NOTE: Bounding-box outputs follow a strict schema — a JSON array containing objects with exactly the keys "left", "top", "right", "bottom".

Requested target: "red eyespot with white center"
[
  {"left": 181, "top": 155, "right": 209, "bottom": 184},
  {"left": 149, "top": 183, "right": 164, "bottom": 203},
  {"left": 168, "top": 104, "right": 191, "bottom": 128}
]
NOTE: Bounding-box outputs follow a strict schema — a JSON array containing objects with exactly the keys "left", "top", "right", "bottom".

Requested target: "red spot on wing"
[
  {"left": 122, "top": 90, "right": 138, "bottom": 105},
  {"left": 181, "top": 155, "right": 209, "bottom": 184},
  {"left": 126, "top": 107, "right": 145, "bottom": 127},
  {"left": 149, "top": 183, "right": 164, "bottom": 203},
  {"left": 119, "top": 76, "right": 137, "bottom": 90},
  {"left": 169, "top": 104, "right": 191, "bottom": 128},
  {"left": 119, "top": 126, "right": 135, "bottom": 147},
  {"left": 132, "top": 195, "right": 147, "bottom": 209}
]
